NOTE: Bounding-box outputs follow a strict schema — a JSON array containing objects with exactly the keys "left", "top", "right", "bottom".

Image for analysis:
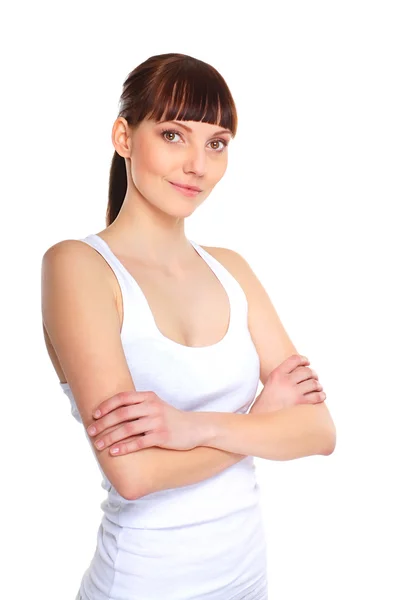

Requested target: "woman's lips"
[{"left": 169, "top": 181, "right": 201, "bottom": 197}]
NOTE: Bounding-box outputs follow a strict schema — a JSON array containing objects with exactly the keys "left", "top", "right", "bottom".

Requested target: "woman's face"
[{"left": 121, "top": 116, "right": 232, "bottom": 216}]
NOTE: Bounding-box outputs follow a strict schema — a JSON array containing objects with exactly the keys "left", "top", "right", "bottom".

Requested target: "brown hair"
[{"left": 106, "top": 53, "right": 238, "bottom": 226}]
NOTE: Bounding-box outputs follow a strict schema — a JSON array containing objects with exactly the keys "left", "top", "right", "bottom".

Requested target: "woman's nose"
[{"left": 183, "top": 147, "right": 206, "bottom": 176}]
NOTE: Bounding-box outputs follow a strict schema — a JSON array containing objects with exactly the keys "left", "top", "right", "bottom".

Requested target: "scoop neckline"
[{"left": 88, "top": 233, "right": 234, "bottom": 352}]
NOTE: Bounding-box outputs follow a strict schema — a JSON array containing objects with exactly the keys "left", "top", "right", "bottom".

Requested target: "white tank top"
[{"left": 61, "top": 233, "right": 268, "bottom": 600}]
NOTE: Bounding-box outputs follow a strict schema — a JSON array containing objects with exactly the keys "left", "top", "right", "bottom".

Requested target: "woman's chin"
[{"left": 160, "top": 200, "right": 202, "bottom": 218}]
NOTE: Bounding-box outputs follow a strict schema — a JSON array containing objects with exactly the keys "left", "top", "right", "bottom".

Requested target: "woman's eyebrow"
[{"left": 158, "top": 120, "right": 232, "bottom": 136}]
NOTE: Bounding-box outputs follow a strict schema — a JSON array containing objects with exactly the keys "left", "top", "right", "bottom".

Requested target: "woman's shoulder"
[
  {"left": 199, "top": 244, "right": 251, "bottom": 285},
  {"left": 42, "top": 238, "right": 118, "bottom": 301}
]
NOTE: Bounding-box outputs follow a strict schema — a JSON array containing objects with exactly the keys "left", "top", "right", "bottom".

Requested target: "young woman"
[{"left": 41, "top": 52, "right": 335, "bottom": 600}]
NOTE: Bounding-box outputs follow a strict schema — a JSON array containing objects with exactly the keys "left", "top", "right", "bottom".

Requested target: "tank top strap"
[
  {"left": 78, "top": 234, "right": 155, "bottom": 342},
  {"left": 188, "top": 240, "right": 249, "bottom": 334}
]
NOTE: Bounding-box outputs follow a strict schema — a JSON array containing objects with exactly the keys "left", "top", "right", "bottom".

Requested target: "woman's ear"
[{"left": 112, "top": 117, "right": 132, "bottom": 159}]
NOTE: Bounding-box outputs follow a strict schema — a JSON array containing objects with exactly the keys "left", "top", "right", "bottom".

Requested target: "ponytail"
[{"left": 106, "top": 150, "right": 127, "bottom": 226}]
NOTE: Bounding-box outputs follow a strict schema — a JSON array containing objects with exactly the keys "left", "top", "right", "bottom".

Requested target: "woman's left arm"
[
  {"left": 193, "top": 402, "right": 336, "bottom": 460},
  {"left": 197, "top": 247, "right": 337, "bottom": 460}
]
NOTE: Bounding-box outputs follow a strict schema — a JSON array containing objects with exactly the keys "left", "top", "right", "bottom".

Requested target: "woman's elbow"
[{"left": 321, "top": 425, "right": 337, "bottom": 455}]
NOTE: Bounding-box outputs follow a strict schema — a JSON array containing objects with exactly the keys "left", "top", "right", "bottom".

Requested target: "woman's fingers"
[
  {"left": 91, "top": 390, "right": 132, "bottom": 418},
  {"left": 298, "top": 378, "right": 323, "bottom": 395},
  {"left": 109, "top": 431, "right": 161, "bottom": 455},
  {"left": 92, "top": 390, "right": 150, "bottom": 419},
  {"left": 87, "top": 402, "right": 150, "bottom": 437},
  {"left": 292, "top": 366, "right": 319, "bottom": 383},
  {"left": 298, "top": 377, "right": 326, "bottom": 404},
  {"left": 282, "top": 354, "right": 310, "bottom": 375},
  {"left": 92, "top": 417, "right": 155, "bottom": 451}
]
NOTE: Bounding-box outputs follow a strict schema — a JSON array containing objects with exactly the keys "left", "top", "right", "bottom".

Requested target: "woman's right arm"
[{"left": 41, "top": 240, "right": 247, "bottom": 500}]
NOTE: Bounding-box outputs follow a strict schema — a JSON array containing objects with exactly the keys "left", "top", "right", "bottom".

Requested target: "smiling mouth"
[
  {"left": 168, "top": 181, "right": 202, "bottom": 192},
  {"left": 168, "top": 181, "right": 202, "bottom": 196}
]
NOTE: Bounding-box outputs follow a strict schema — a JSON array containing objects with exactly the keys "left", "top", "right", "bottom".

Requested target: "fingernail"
[
  {"left": 87, "top": 426, "right": 96, "bottom": 435},
  {"left": 110, "top": 447, "right": 119, "bottom": 454},
  {"left": 94, "top": 410, "right": 101, "bottom": 418},
  {"left": 96, "top": 440, "right": 104, "bottom": 449}
]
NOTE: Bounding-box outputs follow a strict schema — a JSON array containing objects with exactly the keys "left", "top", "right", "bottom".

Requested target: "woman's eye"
[
  {"left": 209, "top": 140, "right": 228, "bottom": 151},
  {"left": 161, "top": 129, "right": 182, "bottom": 143}
]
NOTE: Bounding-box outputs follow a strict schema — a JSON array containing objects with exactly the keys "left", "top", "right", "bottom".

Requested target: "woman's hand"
[
  {"left": 250, "top": 354, "right": 326, "bottom": 415},
  {"left": 86, "top": 391, "right": 203, "bottom": 455}
]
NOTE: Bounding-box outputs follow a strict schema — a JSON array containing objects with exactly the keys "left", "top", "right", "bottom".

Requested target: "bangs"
[{"left": 142, "top": 65, "right": 237, "bottom": 137}]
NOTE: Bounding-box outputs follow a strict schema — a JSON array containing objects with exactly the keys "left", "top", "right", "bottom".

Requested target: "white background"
[{"left": 1, "top": 1, "right": 397, "bottom": 599}]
